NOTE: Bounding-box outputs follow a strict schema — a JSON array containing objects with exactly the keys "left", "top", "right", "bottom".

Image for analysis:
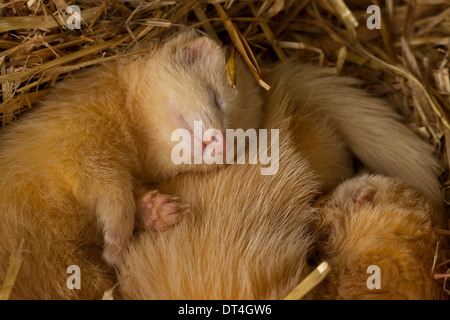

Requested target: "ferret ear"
[
  {"left": 352, "top": 185, "right": 377, "bottom": 205},
  {"left": 177, "top": 37, "right": 219, "bottom": 65}
]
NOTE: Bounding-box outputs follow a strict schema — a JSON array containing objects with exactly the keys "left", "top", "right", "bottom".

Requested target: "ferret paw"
[{"left": 136, "top": 190, "right": 188, "bottom": 230}]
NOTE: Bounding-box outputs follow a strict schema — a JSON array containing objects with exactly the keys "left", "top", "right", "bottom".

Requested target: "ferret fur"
[
  {"left": 312, "top": 174, "right": 446, "bottom": 300},
  {"left": 118, "top": 106, "right": 444, "bottom": 299},
  {"left": 263, "top": 61, "right": 443, "bottom": 208},
  {"left": 118, "top": 57, "right": 444, "bottom": 300},
  {"left": 119, "top": 122, "right": 321, "bottom": 299},
  {"left": 0, "top": 32, "right": 443, "bottom": 299},
  {"left": 0, "top": 31, "right": 262, "bottom": 299}
]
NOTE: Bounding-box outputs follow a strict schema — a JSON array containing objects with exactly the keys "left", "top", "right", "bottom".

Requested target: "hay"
[
  {"left": 0, "top": 0, "right": 449, "bottom": 298},
  {"left": 0, "top": 239, "right": 24, "bottom": 300},
  {"left": 284, "top": 261, "right": 331, "bottom": 300}
]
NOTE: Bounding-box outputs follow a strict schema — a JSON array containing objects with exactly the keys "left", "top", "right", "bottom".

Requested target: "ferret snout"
[{"left": 204, "top": 129, "right": 227, "bottom": 154}]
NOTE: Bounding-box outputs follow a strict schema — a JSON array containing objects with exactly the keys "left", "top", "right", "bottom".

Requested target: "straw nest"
[{"left": 0, "top": 0, "right": 449, "bottom": 299}]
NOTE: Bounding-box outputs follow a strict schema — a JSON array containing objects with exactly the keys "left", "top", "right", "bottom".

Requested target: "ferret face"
[
  {"left": 313, "top": 175, "right": 442, "bottom": 301},
  {"left": 136, "top": 31, "right": 264, "bottom": 176},
  {"left": 319, "top": 175, "right": 425, "bottom": 212},
  {"left": 316, "top": 174, "right": 437, "bottom": 230}
]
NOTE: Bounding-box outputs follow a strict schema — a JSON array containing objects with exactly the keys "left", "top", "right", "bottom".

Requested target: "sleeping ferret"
[
  {"left": 118, "top": 115, "right": 322, "bottom": 299},
  {"left": 118, "top": 128, "right": 445, "bottom": 300},
  {"left": 312, "top": 174, "right": 446, "bottom": 300},
  {"left": 118, "top": 62, "right": 444, "bottom": 299},
  {"left": 0, "top": 31, "right": 263, "bottom": 299},
  {"left": 1, "top": 30, "right": 443, "bottom": 299}
]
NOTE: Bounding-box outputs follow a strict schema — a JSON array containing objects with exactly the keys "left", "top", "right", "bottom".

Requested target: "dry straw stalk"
[{"left": 0, "top": 0, "right": 449, "bottom": 298}]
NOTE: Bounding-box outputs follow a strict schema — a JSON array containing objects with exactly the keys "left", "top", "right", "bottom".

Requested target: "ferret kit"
[{"left": 0, "top": 1, "right": 449, "bottom": 300}]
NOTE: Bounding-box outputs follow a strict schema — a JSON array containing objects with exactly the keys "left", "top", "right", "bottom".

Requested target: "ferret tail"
[{"left": 266, "top": 61, "right": 443, "bottom": 208}]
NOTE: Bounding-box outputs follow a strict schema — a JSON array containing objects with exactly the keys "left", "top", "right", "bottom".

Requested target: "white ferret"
[{"left": 0, "top": 31, "right": 443, "bottom": 299}]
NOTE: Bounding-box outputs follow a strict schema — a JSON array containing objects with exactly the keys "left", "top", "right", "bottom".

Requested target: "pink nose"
[{"left": 204, "top": 130, "right": 227, "bottom": 154}]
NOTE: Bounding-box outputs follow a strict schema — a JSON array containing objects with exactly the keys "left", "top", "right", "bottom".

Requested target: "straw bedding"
[{"left": 0, "top": 0, "right": 449, "bottom": 299}]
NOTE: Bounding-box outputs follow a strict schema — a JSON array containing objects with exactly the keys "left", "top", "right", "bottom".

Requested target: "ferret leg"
[
  {"left": 135, "top": 190, "right": 188, "bottom": 230},
  {"left": 95, "top": 190, "right": 135, "bottom": 267}
]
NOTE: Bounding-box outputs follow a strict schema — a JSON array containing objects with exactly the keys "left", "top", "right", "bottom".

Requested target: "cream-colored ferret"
[
  {"left": 0, "top": 30, "right": 443, "bottom": 299},
  {"left": 119, "top": 173, "right": 445, "bottom": 300},
  {"left": 119, "top": 127, "right": 320, "bottom": 299},
  {"left": 118, "top": 56, "right": 444, "bottom": 299},
  {"left": 119, "top": 126, "right": 444, "bottom": 300},
  {"left": 0, "top": 31, "right": 263, "bottom": 299},
  {"left": 313, "top": 174, "right": 446, "bottom": 300}
]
